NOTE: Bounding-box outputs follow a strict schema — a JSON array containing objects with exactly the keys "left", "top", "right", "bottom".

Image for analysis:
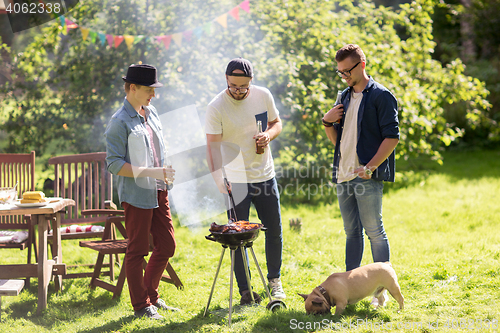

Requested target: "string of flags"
[{"left": 58, "top": 0, "right": 250, "bottom": 50}]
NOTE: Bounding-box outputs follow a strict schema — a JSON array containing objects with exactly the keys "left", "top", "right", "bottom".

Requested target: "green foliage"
[
  {"left": 1, "top": 0, "right": 268, "bottom": 154},
  {"left": 256, "top": 0, "right": 492, "bottom": 179},
  {"left": 1, "top": 0, "right": 496, "bottom": 179}
]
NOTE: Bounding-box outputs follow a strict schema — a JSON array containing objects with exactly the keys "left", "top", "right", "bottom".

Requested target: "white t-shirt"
[
  {"left": 205, "top": 85, "right": 279, "bottom": 183},
  {"left": 338, "top": 90, "right": 364, "bottom": 183}
]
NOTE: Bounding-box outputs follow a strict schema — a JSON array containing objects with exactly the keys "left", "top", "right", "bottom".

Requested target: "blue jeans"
[
  {"left": 227, "top": 178, "right": 283, "bottom": 294},
  {"left": 336, "top": 177, "right": 390, "bottom": 271}
]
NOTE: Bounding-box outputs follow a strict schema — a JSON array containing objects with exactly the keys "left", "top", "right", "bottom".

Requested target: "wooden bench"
[{"left": 0, "top": 279, "right": 25, "bottom": 320}]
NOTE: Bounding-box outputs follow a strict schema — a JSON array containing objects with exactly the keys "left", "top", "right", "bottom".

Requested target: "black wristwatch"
[{"left": 322, "top": 118, "right": 334, "bottom": 127}]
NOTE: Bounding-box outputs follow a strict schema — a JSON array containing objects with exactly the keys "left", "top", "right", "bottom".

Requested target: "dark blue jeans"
[
  {"left": 336, "top": 177, "right": 390, "bottom": 271},
  {"left": 227, "top": 178, "right": 283, "bottom": 294}
]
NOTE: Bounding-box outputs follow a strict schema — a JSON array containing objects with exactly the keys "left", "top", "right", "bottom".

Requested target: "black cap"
[
  {"left": 122, "top": 64, "right": 163, "bottom": 87},
  {"left": 225, "top": 58, "right": 253, "bottom": 77}
]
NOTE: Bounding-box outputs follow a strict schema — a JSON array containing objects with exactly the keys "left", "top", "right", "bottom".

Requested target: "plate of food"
[
  {"left": 14, "top": 191, "right": 48, "bottom": 207},
  {"left": 14, "top": 201, "right": 48, "bottom": 208}
]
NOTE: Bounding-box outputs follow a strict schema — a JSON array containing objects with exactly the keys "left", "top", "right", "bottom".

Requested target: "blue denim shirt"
[
  {"left": 104, "top": 98, "right": 166, "bottom": 209},
  {"left": 332, "top": 76, "right": 399, "bottom": 183}
]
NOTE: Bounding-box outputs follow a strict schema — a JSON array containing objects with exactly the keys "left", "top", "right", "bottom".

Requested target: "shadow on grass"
[
  {"left": 7, "top": 279, "right": 124, "bottom": 327},
  {"left": 251, "top": 301, "right": 393, "bottom": 332}
]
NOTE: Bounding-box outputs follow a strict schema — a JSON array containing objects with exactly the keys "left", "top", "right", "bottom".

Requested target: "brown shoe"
[{"left": 240, "top": 290, "right": 262, "bottom": 305}]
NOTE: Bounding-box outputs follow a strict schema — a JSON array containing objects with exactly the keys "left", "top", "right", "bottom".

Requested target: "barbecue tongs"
[{"left": 221, "top": 167, "right": 238, "bottom": 223}]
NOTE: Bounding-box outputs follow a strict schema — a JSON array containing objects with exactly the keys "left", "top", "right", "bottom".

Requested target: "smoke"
[{"left": 159, "top": 104, "right": 227, "bottom": 228}]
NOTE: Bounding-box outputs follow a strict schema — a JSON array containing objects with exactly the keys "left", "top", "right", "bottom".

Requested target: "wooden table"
[{"left": 0, "top": 198, "right": 75, "bottom": 314}]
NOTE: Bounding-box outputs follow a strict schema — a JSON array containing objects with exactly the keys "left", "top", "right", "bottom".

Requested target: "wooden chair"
[
  {"left": 47, "top": 152, "right": 119, "bottom": 280},
  {"left": 80, "top": 212, "right": 183, "bottom": 299},
  {"left": 49, "top": 152, "right": 183, "bottom": 293},
  {"left": 0, "top": 151, "right": 37, "bottom": 287}
]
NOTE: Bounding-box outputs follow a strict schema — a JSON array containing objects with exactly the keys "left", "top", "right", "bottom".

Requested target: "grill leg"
[
  {"left": 229, "top": 248, "right": 235, "bottom": 326},
  {"left": 241, "top": 246, "right": 255, "bottom": 303},
  {"left": 204, "top": 246, "right": 226, "bottom": 317},
  {"left": 249, "top": 246, "right": 272, "bottom": 301}
]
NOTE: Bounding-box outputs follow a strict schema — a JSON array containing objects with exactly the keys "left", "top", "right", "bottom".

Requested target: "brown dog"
[{"left": 299, "top": 262, "right": 404, "bottom": 316}]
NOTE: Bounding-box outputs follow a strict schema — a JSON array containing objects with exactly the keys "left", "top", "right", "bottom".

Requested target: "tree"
[
  {"left": 1, "top": 0, "right": 494, "bottom": 180},
  {"left": 251, "top": 0, "right": 491, "bottom": 179},
  {"left": 0, "top": 0, "right": 266, "bottom": 154}
]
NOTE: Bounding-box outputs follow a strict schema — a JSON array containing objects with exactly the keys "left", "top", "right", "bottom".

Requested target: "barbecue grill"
[{"left": 203, "top": 174, "right": 286, "bottom": 325}]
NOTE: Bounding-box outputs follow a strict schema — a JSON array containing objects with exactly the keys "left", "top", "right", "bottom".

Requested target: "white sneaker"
[{"left": 268, "top": 278, "right": 286, "bottom": 299}]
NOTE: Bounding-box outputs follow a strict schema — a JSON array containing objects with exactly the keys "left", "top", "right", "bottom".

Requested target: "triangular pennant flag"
[
  {"left": 172, "top": 32, "right": 182, "bottom": 47},
  {"left": 124, "top": 35, "right": 135, "bottom": 49},
  {"left": 80, "top": 27, "right": 89, "bottom": 41},
  {"left": 193, "top": 26, "right": 203, "bottom": 39},
  {"left": 183, "top": 30, "right": 193, "bottom": 42},
  {"left": 65, "top": 19, "right": 78, "bottom": 28},
  {"left": 65, "top": 18, "right": 78, "bottom": 33},
  {"left": 215, "top": 14, "right": 228, "bottom": 29},
  {"left": 89, "top": 31, "right": 97, "bottom": 44},
  {"left": 106, "top": 34, "right": 114, "bottom": 48},
  {"left": 134, "top": 35, "right": 145, "bottom": 44},
  {"left": 59, "top": 15, "right": 65, "bottom": 27},
  {"left": 98, "top": 33, "right": 106, "bottom": 46},
  {"left": 162, "top": 35, "right": 172, "bottom": 50},
  {"left": 155, "top": 36, "right": 163, "bottom": 43},
  {"left": 203, "top": 21, "right": 213, "bottom": 35},
  {"left": 228, "top": 7, "right": 240, "bottom": 21},
  {"left": 239, "top": 0, "right": 250, "bottom": 13},
  {"left": 114, "top": 35, "right": 124, "bottom": 48}
]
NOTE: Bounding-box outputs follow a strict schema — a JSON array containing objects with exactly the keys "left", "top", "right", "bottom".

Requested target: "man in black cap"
[
  {"left": 205, "top": 58, "right": 286, "bottom": 304},
  {"left": 105, "top": 64, "right": 178, "bottom": 319}
]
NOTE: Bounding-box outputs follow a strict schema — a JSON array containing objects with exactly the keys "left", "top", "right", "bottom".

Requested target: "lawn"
[{"left": 1, "top": 149, "right": 499, "bottom": 332}]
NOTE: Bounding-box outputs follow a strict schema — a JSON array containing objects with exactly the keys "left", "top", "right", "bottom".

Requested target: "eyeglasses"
[
  {"left": 336, "top": 61, "right": 361, "bottom": 78},
  {"left": 227, "top": 85, "right": 250, "bottom": 94}
]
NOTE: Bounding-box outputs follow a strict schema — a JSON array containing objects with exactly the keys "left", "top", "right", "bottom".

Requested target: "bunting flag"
[
  {"left": 215, "top": 13, "right": 228, "bottom": 29},
  {"left": 172, "top": 32, "right": 183, "bottom": 47},
  {"left": 183, "top": 30, "right": 193, "bottom": 42},
  {"left": 106, "top": 34, "right": 114, "bottom": 48},
  {"left": 58, "top": 0, "right": 250, "bottom": 51},
  {"left": 124, "top": 35, "right": 135, "bottom": 49},
  {"left": 89, "top": 31, "right": 97, "bottom": 44},
  {"left": 80, "top": 27, "right": 89, "bottom": 41},
  {"left": 228, "top": 7, "right": 240, "bottom": 21},
  {"left": 114, "top": 35, "right": 124, "bottom": 48},
  {"left": 98, "top": 33, "right": 107, "bottom": 46},
  {"left": 240, "top": 0, "right": 250, "bottom": 13}
]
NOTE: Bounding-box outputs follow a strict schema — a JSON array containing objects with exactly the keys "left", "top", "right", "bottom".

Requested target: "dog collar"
[{"left": 316, "top": 285, "right": 332, "bottom": 307}]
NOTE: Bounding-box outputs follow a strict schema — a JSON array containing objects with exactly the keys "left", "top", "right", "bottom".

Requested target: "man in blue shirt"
[
  {"left": 322, "top": 44, "right": 399, "bottom": 289},
  {"left": 105, "top": 64, "right": 178, "bottom": 319}
]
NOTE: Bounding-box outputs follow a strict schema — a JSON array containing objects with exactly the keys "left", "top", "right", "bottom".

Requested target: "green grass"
[{"left": 1, "top": 149, "right": 499, "bottom": 332}]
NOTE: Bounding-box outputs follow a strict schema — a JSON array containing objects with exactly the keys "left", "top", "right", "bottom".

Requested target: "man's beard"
[{"left": 229, "top": 89, "right": 249, "bottom": 100}]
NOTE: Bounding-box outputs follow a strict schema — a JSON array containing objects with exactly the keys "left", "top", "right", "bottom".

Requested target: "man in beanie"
[
  {"left": 205, "top": 58, "right": 286, "bottom": 304},
  {"left": 105, "top": 64, "right": 179, "bottom": 319}
]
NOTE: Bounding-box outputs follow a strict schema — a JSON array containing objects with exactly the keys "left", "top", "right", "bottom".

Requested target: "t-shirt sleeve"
[
  {"left": 204, "top": 104, "right": 223, "bottom": 135},
  {"left": 265, "top": 89, "right": 279, "bottom": 122}
]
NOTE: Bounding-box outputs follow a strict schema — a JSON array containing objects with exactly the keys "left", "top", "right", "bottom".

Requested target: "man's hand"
[
  {"left": 353, "top": 166, "right": 372, "bottom": 179},
  {"left": 163, "top": 166, "right": 175, "bottom": 183},
  {"left": 253, "top": 131, "right": 270, "bottom": 149},
  {"left": 215, "top": 177, "right": 231, "bottom": 194},
  {"left": 323, "top": 104, "right": 344, "bottom": 124}
]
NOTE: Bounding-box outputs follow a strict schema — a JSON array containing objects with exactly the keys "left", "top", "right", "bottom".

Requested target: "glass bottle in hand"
[
  {"left": 256, "top": 120, "right": 264, "bottom": 154},
  {"left": 163, "top": 149, "right": 174, "bottom": 190}
]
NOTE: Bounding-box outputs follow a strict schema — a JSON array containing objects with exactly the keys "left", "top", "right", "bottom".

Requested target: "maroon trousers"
[{"left": 122, "top": 190, "right": 176, "bottom": 311}]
